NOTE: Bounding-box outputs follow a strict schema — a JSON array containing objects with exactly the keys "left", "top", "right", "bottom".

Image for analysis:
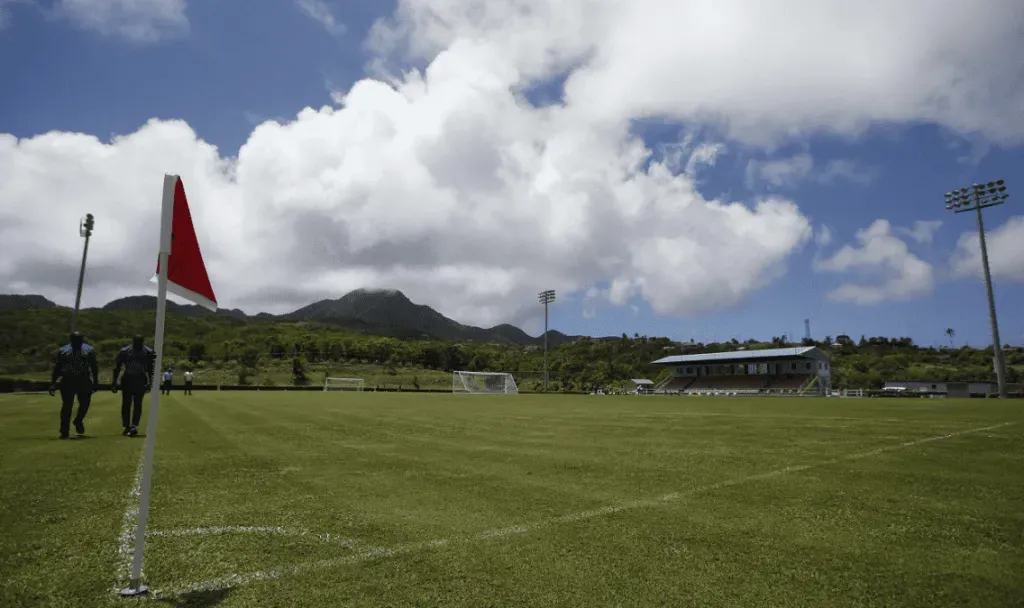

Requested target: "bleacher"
[
  {"left": 651, "top": 346, "right": 832, "bottom": 397},
  {"left": 660, "top": 377, "right": 695, "bottom": 392},
  {"left": 682, "top": 375, "right": 768, "bottom": 395},
  {"left": 764, "top": 374, "right": 813, "bottom": 392}
]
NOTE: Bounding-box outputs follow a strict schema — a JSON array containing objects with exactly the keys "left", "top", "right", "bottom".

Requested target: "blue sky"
[{"left": 1, "top": 0, "right": 1022, "bottom": 349}]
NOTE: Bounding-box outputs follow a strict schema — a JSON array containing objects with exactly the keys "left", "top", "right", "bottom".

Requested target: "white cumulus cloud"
[
  {"left": 4, "top": 0, "right": 1022, "bottom": 330},
  {"left": 897, "top": 220, "right": 943, "bottom": 245},
  {"left": 950, "top": 216, "right": 1024, "bottom": 283},
  {"left": 296, "top": 0, "right": 345, "bottom": 36},
  {"left": 55, "top": 0, "right": 188, "bottom": 41},
  {"left": 746, "top": 154, "right": 814, "bottom": 188},
  {"left": 0, "top": 41, "right": 813, "bottom": 328},
  {"left": 814, "top": 219, "right": 935, "bottom": 304},
  {"left": 372, "top": 0, "right": 1024, "bottom": 146},
  {"left": 746, "top": 154, "right": 878, "bottom": 189},
  {"left": 815, "top": 225, "right": 833, "bottom": 248}
]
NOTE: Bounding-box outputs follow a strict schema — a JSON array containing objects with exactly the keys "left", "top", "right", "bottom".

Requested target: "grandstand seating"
[
  {"left": 657, "top": 373, "right": 817, "bottom": 395},
  {"left": 686, "top": 375, "right": 768, "bottom": 391},
  {"left": 661, "top": 377, "right": 695, "bottom": 392},
  {"left": 764, "top": 374, "right": 812, "bottom": 390}
]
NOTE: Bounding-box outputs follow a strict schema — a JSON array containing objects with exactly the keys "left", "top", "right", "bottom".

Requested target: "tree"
[
  {"left": 292, "top": 356, "right": 309, "bottom": 385},
  {"left": 945, "top": 328, "right": 956, "bottom": 348}
]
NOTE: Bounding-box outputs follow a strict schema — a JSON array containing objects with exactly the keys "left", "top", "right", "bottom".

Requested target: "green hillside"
[{"left": 1, "top": 308, "right": 1022, "bottom": 391}]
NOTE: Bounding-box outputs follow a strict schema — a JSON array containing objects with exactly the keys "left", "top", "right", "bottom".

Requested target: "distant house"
[
  {"left": 883, "top": 380, "right": 996, "bottom": 397},
  {"left": 630, "top": 379, "right": 654, "bottom": 393}
]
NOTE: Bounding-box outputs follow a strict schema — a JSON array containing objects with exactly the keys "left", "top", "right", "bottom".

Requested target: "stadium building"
[{"left": 651, "top": 346, "right": 832, "bottom": 396}]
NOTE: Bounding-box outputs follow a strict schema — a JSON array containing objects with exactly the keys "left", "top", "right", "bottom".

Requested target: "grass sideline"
[{"left": 0, "top": 393, "right": 1021, "bottom": 607}]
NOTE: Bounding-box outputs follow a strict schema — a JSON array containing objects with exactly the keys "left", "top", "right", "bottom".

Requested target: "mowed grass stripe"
[
  {"left": 0, "top": 393, "right": 143, "bottom": 608},
  {"left": 2, "top": 393, "right": 1022, "bottom": 607},
  {"left": 154, "top": 421, "right": 1019, "bottom": 607}
]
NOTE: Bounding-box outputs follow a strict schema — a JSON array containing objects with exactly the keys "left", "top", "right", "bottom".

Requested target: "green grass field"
[{"left": 1, "top": 392, "right": 1022, "bottom": 608}]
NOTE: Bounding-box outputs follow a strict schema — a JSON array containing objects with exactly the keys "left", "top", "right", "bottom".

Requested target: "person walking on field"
[
  {"left": 49, "top": 331, "right": 99, "bottom": 439},
  {"left": 161, "top": 368, "right": 173, "bottom": 395},
  {"left": 183, "top": 369, "right": 194, "bottom": 395},
  {"left": 112, "top": 335, "right": 155, "bottom": 437}
]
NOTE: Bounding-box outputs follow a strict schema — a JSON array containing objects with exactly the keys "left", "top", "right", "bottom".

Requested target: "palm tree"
[{"left": 945, "top": 328, "right": 956, "bottom": 348}]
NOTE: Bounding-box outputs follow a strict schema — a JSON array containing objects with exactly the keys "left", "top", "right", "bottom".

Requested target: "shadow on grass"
[{"left": 156, "top": 588, "right": 232, "bottom": 607}]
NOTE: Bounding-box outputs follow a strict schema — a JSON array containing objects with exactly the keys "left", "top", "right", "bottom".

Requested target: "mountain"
[
  {"left": 100, "top": 296, "right": 248, "bottom": 319},
  {"left": 285, "top": 288, "right": 576, "bottom": 346},
  {"left": 0, "top": 295, "right": 61, "bottom": 310},
  {"left": 0, "top": 289, "right": 577, "bottom": 346}
]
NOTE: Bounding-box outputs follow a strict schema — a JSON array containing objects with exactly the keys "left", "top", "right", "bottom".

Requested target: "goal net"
[
  {"left": 452, "top": 371, "right": 519, "bottom": 395},
  {"left": 324, "top": 377, "right": 364, "bottom": 392}
]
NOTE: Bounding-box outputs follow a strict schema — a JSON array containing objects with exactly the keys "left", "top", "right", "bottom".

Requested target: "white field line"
[
  {"left": 112, "top": 455, "right": 146, "bottom": 595},
  {"left": 562, "top": 410, "right": 981, "bottom": 425},
  {"left": 148, "top": 526, "right": 364, "bottom": 550},
  {"left": 150, "top": 526, "right": 295, "bottom": 538},
  {"left": 147, "top": 421, "right": 1014, "bottom": 600}
]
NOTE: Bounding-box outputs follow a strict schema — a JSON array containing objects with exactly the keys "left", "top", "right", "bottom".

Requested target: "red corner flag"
[
  {"left": 152, "top": 176, "right": 217, "bottom": 311},
  {"left": 124, "top": 174, "right": 218, "bottom": 597}
]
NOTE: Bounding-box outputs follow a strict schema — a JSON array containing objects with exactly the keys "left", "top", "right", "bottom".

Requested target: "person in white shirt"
[
  {"left": 161, "top": 368, "right": 173, "bottom": 395},
  {"left": 183, "top": 369, "right": 194, "bottom": 395}
]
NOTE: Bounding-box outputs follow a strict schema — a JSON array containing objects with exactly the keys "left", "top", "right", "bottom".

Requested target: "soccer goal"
[
  {"left": 324, "top": 377, "right": 365, "bottom": 392},
  {"left": 452, "top": 371, "right": 519, "bottom": 395}
]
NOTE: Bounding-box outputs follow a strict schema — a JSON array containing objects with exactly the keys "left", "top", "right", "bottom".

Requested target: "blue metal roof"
[{"left": 651, "top": 346, "right": 823, "bottom": 365}]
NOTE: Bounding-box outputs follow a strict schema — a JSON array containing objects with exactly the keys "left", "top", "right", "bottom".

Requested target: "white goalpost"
[
  {"left": 452, "top": 371, "right": 519, "bottom": 395},
  {"left": 324, "top": 377, "right": 365, "bottom": 392}
]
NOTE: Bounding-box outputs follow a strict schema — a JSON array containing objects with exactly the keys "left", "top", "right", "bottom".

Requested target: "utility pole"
[
  {"left": 945, "top": 180, "right": 1009, "bottom": 398},
  {"left": 70, "top": 213, "right": 95, "bottom": 333},
  {"left": 538, "top": 290, "right": 556, "bottom": 391}
]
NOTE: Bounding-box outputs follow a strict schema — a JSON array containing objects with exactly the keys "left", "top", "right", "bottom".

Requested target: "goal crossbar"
[
  {"left": 452, "top": 371, "right": 518, "bottom": 395},
  {"left": 324, "top": 377, "right": 365, "bottom": 391}
]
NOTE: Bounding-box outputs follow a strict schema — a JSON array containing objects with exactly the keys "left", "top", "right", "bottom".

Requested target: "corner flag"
[
  {"left": 151, "top": 176, "right": 218, "bottom": 311},
  {"left": 122, "top": 175, "right": 216, "bottom": 597}
]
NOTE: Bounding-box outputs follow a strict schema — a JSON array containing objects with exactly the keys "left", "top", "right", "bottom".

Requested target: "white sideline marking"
[
  {"left": 149, "top": 421, "right": 1013, "bottom": 599},
  {"left": 567, "top": 410, "right": 977, "bottom": 425},
  {"left": 112, "top": 454, "right": 145, "bottom": 595},
  {"left": 149, "top": 526, "right": 363, "bottom": 549},
  {"left": 150, "top": 526, "right": 295, "bottom": 538}
]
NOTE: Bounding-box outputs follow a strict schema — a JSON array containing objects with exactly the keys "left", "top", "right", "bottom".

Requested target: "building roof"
[
  {"left": 885, "top": 379, "right": 993, "bottom": 385},
  {"left": 631, "top": 379, "right": 654, "bottom": 385},
  {"left": 651, "top": 346, "right": 825, "bottom": 365}
]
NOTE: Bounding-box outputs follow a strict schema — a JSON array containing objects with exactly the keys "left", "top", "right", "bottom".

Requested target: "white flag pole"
[{"left": 121, "top": 174, "right": 177, "bottom": 597}]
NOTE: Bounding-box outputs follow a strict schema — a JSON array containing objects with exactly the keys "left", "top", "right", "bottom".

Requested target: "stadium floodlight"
[
  {"left": 324, "top": 377, "right": 364, "bottom": 392},
  {"left": 70, "top": 213, "right": 95, "bottom": 333},
  {"left": 538, "top": 289, "right": 556, "bottom": 391},
  {"left": 944, "top": 179, "right": 1010, "bottom": 399},
  {"left": 452, "top": 370, "right": 519, "bottom": 394}
]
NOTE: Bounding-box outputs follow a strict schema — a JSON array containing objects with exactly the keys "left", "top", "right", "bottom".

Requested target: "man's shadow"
[{"left": 156, "top": 588, "right": 232, "bottom": 607}]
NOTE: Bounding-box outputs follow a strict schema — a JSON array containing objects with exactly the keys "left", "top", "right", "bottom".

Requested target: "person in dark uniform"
[
  {"left": 112, "top": 334, "right": 155, "bottom": 437},
  {"left": 49, "top": 331, "right": 99, "bottom": 439}
]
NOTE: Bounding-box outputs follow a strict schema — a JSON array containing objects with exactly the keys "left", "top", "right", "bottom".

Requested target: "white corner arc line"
[{"left": 151, "top": 421, "right": 1014, "bottom": 600}]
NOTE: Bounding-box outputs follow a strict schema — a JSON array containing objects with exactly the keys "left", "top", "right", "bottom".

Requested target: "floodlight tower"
[
  {"left": 944, "top": 180, "right": 1009, "bottom": 399},
  {"left": 70, "top": 213, "right": 95, "bottom": 333},
  {"left": 538, "top": 289, "right": 556, "bottom": 391}
]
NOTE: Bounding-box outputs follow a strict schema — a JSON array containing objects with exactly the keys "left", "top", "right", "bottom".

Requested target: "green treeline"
[{"left": 1, "top": 309, "right": 1020, "bottom": 391}]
